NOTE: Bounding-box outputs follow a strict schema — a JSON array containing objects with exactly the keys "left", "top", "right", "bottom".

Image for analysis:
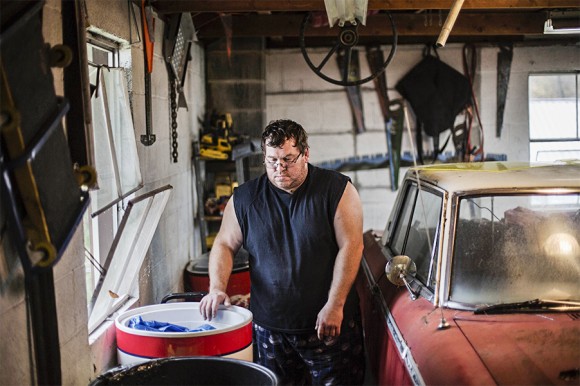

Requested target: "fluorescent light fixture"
[
  {"left": 324, "top": 0, "right": 368, "bottom": 27},
  {"left": 544, "top": 18, "right": 580, "bottom": 35}
]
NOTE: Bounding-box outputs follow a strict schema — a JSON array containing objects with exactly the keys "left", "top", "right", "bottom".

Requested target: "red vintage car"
[{"left": 356, "top": 161, "right": 580, "bottom": 385}]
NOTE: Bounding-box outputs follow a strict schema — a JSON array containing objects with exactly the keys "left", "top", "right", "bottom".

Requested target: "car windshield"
[{"left": 449, "top": 193, "right": 580, "bottom": 307}]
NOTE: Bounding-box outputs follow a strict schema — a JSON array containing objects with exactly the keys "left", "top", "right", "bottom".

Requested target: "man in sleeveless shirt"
[{"left": 200, "top": 119, "right": 365, "bottom": 385}]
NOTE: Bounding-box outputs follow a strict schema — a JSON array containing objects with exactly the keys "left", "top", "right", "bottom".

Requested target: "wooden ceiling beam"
[
  {"left": 153, "top": 0, "right": 580, "bottom": 14},
  {"left": 193, "top": 12, "right": 547, "bottom": 38}
]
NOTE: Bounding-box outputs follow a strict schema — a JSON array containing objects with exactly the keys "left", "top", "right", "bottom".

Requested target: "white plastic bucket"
[{"left": 115, "top": 302, "right": 253, "bottom": 365}]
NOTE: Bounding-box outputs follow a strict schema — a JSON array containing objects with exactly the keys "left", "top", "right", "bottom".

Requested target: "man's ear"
[{"left": 303, "top": 148, "right": 310, "bottom": 163}]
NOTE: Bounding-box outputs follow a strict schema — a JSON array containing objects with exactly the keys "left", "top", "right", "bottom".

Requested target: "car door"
[{"left": 358, "top": 179, "right": 443, "bottom": 385}]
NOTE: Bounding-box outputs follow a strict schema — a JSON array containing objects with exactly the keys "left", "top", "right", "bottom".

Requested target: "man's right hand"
[{"left": 199, "top": 290, "right": 231, "bottom": 320}]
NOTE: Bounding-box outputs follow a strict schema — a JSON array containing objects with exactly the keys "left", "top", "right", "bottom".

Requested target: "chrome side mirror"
[{"left": 386, "top": 255, "right": 419, "bottom": 300}]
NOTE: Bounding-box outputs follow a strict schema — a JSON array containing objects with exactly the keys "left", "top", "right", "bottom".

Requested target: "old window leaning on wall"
[
  {"left": 84, "top": 36, "right": 172, "bottom": 334},
  {"left": 529, "top": 72, "right": 580, "bottom": 161}
]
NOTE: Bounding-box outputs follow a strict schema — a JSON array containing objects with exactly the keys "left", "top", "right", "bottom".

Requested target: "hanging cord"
[
  {"left": 84, "top": 248, "right": 106, "bottom": 276},
  {"left": 403, "top": 101, "right": 433, "bottom": 256},
  {"left": 87, "top": 62, "right": 113, "bottom": 98},
  {"left": 462, "top": 44, "right": 484, "bottom": 159},
  {"left": 404, "top": 101, "right": 446, "bottom": 313}
]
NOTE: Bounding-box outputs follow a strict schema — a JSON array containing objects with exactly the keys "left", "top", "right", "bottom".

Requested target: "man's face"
[{"left": 263, "top": 138, "right": 309, "bottom": 193}]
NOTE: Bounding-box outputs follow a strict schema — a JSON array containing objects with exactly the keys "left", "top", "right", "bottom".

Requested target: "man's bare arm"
[
  {"left": 199, "top": 197, "right": 243, "bottom": 320},
  {"left": 315, "top": 182, "right": 364, "bottom": 339}
]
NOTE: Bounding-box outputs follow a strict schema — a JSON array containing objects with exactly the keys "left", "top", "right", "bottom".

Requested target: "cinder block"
[
  {"left": 355, "top": 131, "right": 389, "bottom": 155},
  {"left": 208, "top": 83, "right": 265, "bottom": 110},
  {"left": 0, "top": 305, "right": 32, "bottom": 386},
  {"left": 308, "top": 133, "right": 355, "bottom": 163},
  {"left": 60, "top": 329, "right": 93, "bottom": 385},
  {"left": 232, "top": 111, "right": 265, "bottom": 137},
  {"left": 55, "top": 267, "right": 88, "bottom": 344},
  {"left": 361, "top": 90, "right": 384, "bottom": 130},
  {"left": 207, "top": 37, "right": 265, "bottom": 52},
  {"left": 207, "top": 52, "right": 265, "bottom": 80}
]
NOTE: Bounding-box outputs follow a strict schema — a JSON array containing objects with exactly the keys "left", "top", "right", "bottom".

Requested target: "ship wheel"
[{"left": 299, "top": 12, "right": 398, "bottom": 87}]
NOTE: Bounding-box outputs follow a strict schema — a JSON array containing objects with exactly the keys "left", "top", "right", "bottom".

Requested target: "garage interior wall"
[
  {"left": 0, "top": 1, "right": 578, "bottom": 384},
  {"left": 265, "top": 44, "right": 579, "bottom": 231}
]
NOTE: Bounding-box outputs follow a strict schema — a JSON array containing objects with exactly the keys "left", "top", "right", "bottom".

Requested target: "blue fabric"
[{"left": 128, "top": 316, "right": 216, "bottom": 333}]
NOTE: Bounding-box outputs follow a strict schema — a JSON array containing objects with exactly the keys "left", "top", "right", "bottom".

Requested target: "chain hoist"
[
  {"left": 170, "top": 79, "right": 179, "bottom": 162},
  {"left": 163, "top": 12, "right": 195, "bottom": 162}
]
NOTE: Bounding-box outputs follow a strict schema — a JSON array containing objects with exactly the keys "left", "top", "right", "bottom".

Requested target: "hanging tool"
[
  {"left": 337, "top": 48, "right": 365, "bottom": 133},
  {"left": 140, "top": 0, "right": 156, "bottom": 146},
  {"left": 496, "top": 44, "right": 513, "bottom": 138},
  {"left": 367, "top": 46, "right": 403, "bottom": 190},
  {"left": 163, "top": 12, "right": 195, "bottom": 162},
  {"left": 462, "top": 44, "right": 485, "bottom": 157}
]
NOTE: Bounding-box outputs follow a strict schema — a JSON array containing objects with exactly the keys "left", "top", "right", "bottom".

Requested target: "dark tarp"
[{"left": 396, "top": 54, "right": 471, "bottom": 137}]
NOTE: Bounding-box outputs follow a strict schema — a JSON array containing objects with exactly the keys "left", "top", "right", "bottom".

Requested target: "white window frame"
[
  {"left": 84, "top": 32, "right": 172, "bottom": 335},
  {"left": 528, "top": 72, "right": 580, "bottom": 162}
]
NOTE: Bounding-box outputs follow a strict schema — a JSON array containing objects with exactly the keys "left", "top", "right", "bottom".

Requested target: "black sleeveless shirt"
[{"left": 233, "top": 164, "right": 359, "bottom": 332}]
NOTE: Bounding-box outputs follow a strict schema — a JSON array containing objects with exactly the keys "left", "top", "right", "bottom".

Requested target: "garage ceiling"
[{"left": 151, "top": 0, "right": 580, "bottom": 46}]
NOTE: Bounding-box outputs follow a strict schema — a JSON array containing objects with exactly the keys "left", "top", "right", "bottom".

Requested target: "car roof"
[{"left": 407, "top": 161, "right": 580, "bottom": 192}]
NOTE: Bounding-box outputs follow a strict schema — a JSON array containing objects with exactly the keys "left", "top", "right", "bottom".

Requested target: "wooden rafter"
[{"left": 152, "top": 0, "right": 580, "bottom": 13}]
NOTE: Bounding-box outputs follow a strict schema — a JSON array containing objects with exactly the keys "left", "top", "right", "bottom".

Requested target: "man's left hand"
[{"left": 315, "top": 303, "right": 343, "bottom": 340}]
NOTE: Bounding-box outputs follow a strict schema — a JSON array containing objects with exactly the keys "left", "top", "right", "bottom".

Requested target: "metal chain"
[{"left": 170, "top": 80, "right": 178, "bottom": 162}]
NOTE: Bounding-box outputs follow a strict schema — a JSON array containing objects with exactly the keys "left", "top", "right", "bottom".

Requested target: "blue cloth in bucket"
[{"left": 128, "top": 316, "right": 216, "bottom": 333}]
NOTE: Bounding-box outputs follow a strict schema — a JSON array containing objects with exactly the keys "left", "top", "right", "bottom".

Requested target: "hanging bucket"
[
  {"left": 89, "top": 356, "right": 278, "bottom": 385},
  {"left": 184, "top": 249, "right": 250, "bottom": 307},
  {"left": 115, "top": 301, "right": 252, "bottom": 365}
]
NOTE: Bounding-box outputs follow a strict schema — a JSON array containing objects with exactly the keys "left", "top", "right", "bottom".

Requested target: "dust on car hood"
[{"left": 456, "top": 316, "right": 580, "bottom": 385}]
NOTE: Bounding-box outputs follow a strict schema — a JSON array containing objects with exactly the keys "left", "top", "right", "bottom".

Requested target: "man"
[{"left": 200, "top": 119, "right": 365, "bottom": 385}]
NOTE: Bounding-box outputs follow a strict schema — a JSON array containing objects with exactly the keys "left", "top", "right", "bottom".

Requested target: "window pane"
[
  {"left": 90, "top": 76, "right": 119, "bottom": 210},
  {"left": 530, "top": 141, "right": 580, "bottom": 161},
  {"left": 389, "top": 184, "right": 417, "bottom": 255},
  {"left": 403, "top": 190, "right": 441, "bottom": 286},
  {"left": 88, "top": 185, "right": 173, "bottom": 333},
  {"left": 450, "top": 194, "right": 580, "bottom": 307},
  {"left": 90, "top": 68, "right": 143, "bottom": 216},
  {"left": 102, "top": 69, "right": 143, "bottom": 195},
  {"left": 529, "top": 74, "right": 578, "bottom": 140}
]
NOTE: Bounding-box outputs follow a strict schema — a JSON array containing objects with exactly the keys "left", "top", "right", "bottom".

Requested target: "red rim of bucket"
[
  {"left": 115, "top": 304, "right": 252, "bottom": 358},
  {"left": 117, "top": 323, "right": 252, "bottom": 357}
]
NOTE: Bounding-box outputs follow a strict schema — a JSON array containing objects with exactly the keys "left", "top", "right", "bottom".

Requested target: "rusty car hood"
[{"left": 455, "top": 315, "right": 580, "bottom": 385}]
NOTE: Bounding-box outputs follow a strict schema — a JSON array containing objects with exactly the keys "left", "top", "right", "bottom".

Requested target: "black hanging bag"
[{"left": 396, "top": 47, "right": 472, "bottom": 138}]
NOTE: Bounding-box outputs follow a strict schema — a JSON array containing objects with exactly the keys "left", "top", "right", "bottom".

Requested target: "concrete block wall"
[
  {"left": 266, "top": 43, "right": 580, "bottom": 232},
  {"left": 266, "top": 46, "right": 432, "bottom": 231},
  {"left": 206, "top": 38, "right": 266, "bottom": 139},
  {"left": 480, "top": 44, "right": 580, "bottom": 161}
]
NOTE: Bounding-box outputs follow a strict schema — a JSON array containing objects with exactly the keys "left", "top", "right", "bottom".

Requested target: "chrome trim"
[
  {"left": 361, "top": 257, "right": 426, "bottom": 386},
  {"left": 441, "top": 188, "right": 580, "bottom": 308}
]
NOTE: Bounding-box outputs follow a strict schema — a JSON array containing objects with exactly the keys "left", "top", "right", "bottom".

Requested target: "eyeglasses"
[{"left": 263, "top": 153, "right": 302, "bottom": 169}]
